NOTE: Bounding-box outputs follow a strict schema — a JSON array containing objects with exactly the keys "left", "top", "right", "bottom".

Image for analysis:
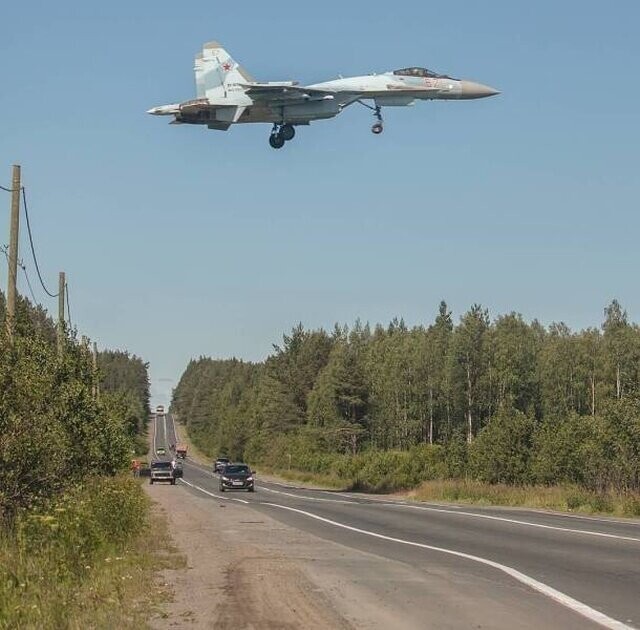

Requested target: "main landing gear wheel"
[
  {"left": 268, "top": 123, "right": 296, "bottom": 148},
  {"left": 269, "top": 133, "right": 285, "bottom": 149},
  {"left": 280, "top": 124, "right": 296, "bottom": 141}
]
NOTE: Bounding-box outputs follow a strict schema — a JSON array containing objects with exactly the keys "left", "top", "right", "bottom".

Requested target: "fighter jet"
[{"left": 148, "top": 41, "right": 499, "bottom": 149}]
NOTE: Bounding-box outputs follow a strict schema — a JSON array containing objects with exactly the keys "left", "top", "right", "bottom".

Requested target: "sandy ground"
[{"left": 145, "top": 482, "right": 351, "bottom": 629}]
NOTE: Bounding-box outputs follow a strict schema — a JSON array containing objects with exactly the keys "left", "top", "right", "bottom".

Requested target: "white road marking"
[
  {"left": 260, "top": 485, "right": 356, "bottom": 504},
  {"left": 263, "top": 482, "right": 639, "bottom": 542},
  {"left": 325, "top": 489, "right": 461, "bottom": 509},
  {"left": 179, "top": 478, "right": 249, "bottom": 504},
  {"left": 330, "top": 489, "right": 640, "bottom": 526},
  {"left": 263, "top": 502, "right": 633, "bottom": 630},
  {"left": 379, "top": 503, "right": 640, "bottom": 543}
]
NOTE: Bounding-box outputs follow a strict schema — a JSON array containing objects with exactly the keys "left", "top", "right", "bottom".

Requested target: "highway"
[{"left": 154, "top": 413, "right": 640, "bottom": 629}]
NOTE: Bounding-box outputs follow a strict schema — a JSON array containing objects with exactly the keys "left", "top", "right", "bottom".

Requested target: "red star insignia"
[{"left": 222, "top": 62, "right": 232, "bottom": 71}]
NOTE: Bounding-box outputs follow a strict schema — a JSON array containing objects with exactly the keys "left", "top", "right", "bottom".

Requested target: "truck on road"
[
  {"left": 149, "top": 460, "right": 175, "bottom": 485},
  {"left": 176, "top": 444, "right": 188, "bottom": 459}
]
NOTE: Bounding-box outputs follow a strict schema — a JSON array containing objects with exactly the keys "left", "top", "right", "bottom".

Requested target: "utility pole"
[
  {"left": 5, "top": 165, "right": 21, "bottom": 343},
  {"left": 57, "top": 271, "right": 65, "bottom": 354},
  {"left": 92, "top": 342, "right": 99, "bottom": 401}
]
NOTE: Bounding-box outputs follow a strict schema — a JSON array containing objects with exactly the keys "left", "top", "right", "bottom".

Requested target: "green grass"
[
  {"left": 258, "top": 466, "right": 347, "bottom": 490},
  {"left": 260, "top": 465, "right": 640, "bottom": 518},
  {"left": 409, "top": 479, "right": 640, "bottom": 517},
  {"left": 0, "top": 475, "right": 184, "bottom": 629}
]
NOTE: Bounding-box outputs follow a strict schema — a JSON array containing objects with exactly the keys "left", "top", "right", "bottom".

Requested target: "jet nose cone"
[{"left": 460, "top": 80, "right": 500, "bottom": 99}]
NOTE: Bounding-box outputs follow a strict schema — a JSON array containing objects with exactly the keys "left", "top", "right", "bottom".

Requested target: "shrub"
[
  {"left": 469, "top": 408, "right": 534, "bottom": 484},
  {"left": 0, "top": 476, "right": 148, "bottom": 629}
]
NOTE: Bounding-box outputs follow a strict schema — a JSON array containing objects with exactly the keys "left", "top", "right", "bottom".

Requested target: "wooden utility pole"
[
  {"left": 57, "top": 271, "right": 65, "bottom": 354},
  {"left": 92, "top": 342, "right": 99, "bottom": 400},
  {"left": 5, "top": 165, "right": 21, "bottom": 343}
]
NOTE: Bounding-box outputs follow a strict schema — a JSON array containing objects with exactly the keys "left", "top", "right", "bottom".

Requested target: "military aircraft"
[{"left": 148, "top": 42, "right": 499, "bottom": 149}]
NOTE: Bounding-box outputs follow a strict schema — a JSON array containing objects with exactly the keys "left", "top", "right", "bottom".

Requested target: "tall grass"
[
  {"left": 0, "top": 476, "right": 162, "bottom": 629},
  {"left": 410, "top": 479, "right": 640, "bottom": 517},
  {"left": 258, "top": 444, "right": 640, "bottom": 517}
]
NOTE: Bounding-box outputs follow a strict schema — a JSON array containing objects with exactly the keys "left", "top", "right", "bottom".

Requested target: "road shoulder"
[{"left": 144, "top": 480, "right": 351, "bottom": 629}]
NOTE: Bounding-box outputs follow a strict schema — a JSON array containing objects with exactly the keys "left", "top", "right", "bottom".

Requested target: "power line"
[
  {"left": 65, "top": 281, "right": 72, "bottom": 328},
  {"left": 1, "top": 245, "right": 19, "bottom": 295},
  {"left": 21, "top": 187, "right": 59, "bottom": 298},
  {"left": 20, "top": 265, "right": 39, "bottom": 305},
  {"left": 2, "top": 245, "right": 38, "bottom": 305},
  {"left": 0, "top": 184, "right": 18, "bottom": 192}
]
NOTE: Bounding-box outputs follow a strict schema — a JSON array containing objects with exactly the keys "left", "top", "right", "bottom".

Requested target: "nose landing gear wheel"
[
  {"left": 280, "top": 124, "right": 296, "bottom": 141},
  {"left": 371, "top": 122, "right": 384, "bottom": 135},
  {"left": 269, "top": 133, "right": 285, "bottom": 149}
]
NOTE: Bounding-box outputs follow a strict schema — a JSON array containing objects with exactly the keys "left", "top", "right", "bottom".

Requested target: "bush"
[
  {"left": 0, "top": 476, "right": 148, "bottom": 629},
  {"left": 469, "top": 408, "right": 534, "bottom": 484}
]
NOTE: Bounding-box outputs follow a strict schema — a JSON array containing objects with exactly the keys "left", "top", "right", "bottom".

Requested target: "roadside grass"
[
  {"left": 409, "top": 479, "right": 640, "bottom": 517},
  {"left": 257, "top": 467, "right": 347, "bottom": 490},
  {"left": 259, "top": 466, "right": 640, "bottom": 518},
  {"left": 0, "top": 476, "right": 185, "bottom": 630}
]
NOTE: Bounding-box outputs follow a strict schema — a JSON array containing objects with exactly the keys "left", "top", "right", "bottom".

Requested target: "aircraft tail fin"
[{"left": 194, "top": 41, "right": 255, "bottom": 98}]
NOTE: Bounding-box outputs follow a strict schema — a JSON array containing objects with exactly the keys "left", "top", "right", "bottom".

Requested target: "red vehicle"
[{"left": 176, "top": 444, "right": 187, "bottom": 459}]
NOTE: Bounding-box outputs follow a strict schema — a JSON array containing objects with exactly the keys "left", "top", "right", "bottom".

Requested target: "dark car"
[
  {"left": 219, "top": 463, "right": 255, "bottom": 492},
  {"left": 173, "top": 461, "right": 184, "bottom": 478},
  {"left": 214, "top": 457, "right": 230, "bottom": 474}
]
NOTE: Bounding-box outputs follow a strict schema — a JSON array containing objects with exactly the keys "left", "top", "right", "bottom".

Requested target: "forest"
[
  {"left": 0, "top": 291, "right": 151, "bottom": 519},
  {"left": 172, "top": 300, "right": 640, "bottom": 495}
]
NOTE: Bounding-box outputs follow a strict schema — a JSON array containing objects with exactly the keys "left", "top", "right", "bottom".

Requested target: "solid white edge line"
[
  {"left": 179, "top": 478, "right": 249, "bottom": 504},
  {"left": 182, "top": 463, "right": 638, "bottom": 541},
  {"left": 262, "top": 502, "right": 633, "bottom": 630},
  {"left": 379, "top": 502, "right": 640, "bottom": 543},
  {"left": 260, "top": 486, "right": 356, "bottom": 504}
]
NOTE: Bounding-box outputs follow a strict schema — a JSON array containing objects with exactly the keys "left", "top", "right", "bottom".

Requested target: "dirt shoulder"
[{"left": 144, "top": 482, "right": 350, "bottom": 629}]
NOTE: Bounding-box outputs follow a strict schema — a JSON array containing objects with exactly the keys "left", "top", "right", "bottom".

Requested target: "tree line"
[
  {"left": 172, "top": 300, "right": 640, "bottom": 493},
  {"left": 0, "top": 291, "right": 150, "bottom": 520}
]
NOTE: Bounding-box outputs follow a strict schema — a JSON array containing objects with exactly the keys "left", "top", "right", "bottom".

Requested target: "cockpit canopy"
[{"left": 393, "top": 67, "right": 453, "bottom": 79}]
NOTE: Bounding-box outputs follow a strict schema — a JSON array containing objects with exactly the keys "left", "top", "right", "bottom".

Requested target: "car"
[
  {"left": 149, "top": 460, "right": 175, "bottom": 485},
  {"left": 156, "top": 447, "right": 166, "bottom": 456},
  {"left": 173, "top": 461, "right": 183, "bottom": 478},
  {"left": 219, "top": 463, "right": 255, "bottom": 492},
  {"left": 214, "top": 457, "right": 230, "bottom": 474}
]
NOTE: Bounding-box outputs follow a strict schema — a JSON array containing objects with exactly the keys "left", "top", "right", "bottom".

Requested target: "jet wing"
[{"left": 239, "top": 83, "right": 337, "bottom": 103}]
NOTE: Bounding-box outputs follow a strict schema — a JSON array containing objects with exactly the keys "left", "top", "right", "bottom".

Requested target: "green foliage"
[
  {"left": 0, "top": 291, "right": 150, "bottom": 520},
  {"left": 0, "top": 477, "right": 148, "bottom": 629},
  {"left": 174, "top": 301, "right": 640, "bottom": 495},
  {"left": 98, "top": 350, "right": 151, "bottom": 435},
  {"left": 469, "top": 408, "right": 534, "bottom": 484}
]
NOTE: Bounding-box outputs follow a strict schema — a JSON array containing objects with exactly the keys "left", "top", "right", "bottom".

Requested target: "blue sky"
[{"left": 2, "top": 1, "right": 639, "bottom": 404}]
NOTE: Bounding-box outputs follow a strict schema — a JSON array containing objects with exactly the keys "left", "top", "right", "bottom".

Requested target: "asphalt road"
[{"left": 153, "top": 414, "right": 640, "bottom": 629}]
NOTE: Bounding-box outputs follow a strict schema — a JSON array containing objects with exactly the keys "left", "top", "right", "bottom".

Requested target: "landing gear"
[
  {"left": 357, "top": 100, "right": 385, "bottom": 135},
  {"left": 269, "top": 132, "right": 285, "bottom": 149},
  {"left": 268, "top": 123, "right": 296, "bottom": 149},
  {"left": 371, "top": 106, "right": 384, "bottom": 134},
  {"left": 280, "top": 124, "right": 296, "bottom": 141}
]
